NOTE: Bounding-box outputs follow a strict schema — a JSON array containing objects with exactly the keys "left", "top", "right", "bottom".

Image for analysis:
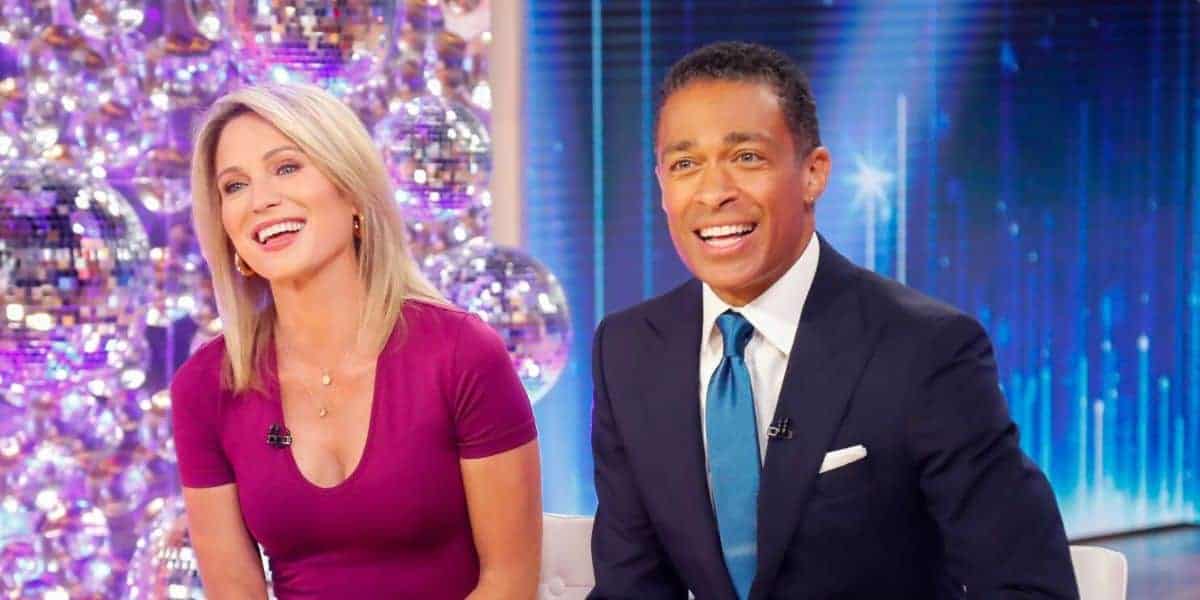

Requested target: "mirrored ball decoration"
[
  {"left": 424, "top": 239, "right": 570, "bottom": 403},
  {"left": 141, "top": 26, "right": 231, "bottom": 112},
  {"left": 225, "top": 0, "right": 395, "bottom": 95},
  {"left": 71, "top": 0, "right": 147, "bottom": 39},
  {"left": 0, "top": 495, "right": 47, "bottom": 592},
  {"left": 146, "top": 222, "right": 209, "bottom": 326},
  {"left": 16, "top": 22, "right": 108, "bottom": 160},
  {"left": 0, "top": 162, "right": 151, "bottom": 398},
  {"left": 405, "top": 190, "right": 489, "bottom": 259},
  {"left": 375, "top": 94, "right": 492, "bottom": 234},
  {"left": 124, "top": 496, "right": 205, "bottom": 600}
]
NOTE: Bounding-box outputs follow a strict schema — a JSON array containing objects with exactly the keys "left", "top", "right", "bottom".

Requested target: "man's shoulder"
[
  {"left": 854, "top": 268, "right": 984, "bottom": 342},
  {"left": 598, "top": 279, "right": 699, "bottom": 337}
]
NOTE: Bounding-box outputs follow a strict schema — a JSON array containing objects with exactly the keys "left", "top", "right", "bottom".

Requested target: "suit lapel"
[
  {"left": 641, "top": 280, "right": 738, "bottom": 599},
  {"left": 750, "top": 238, "right": 880, "bottom": 599}
]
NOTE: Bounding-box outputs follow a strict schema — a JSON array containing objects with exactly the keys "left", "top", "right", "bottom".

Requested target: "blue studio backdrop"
[{"left": 523, "top": 0, "right": 1199, "bottom": 537}]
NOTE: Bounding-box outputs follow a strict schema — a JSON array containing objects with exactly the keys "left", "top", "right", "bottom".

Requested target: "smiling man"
[{"left": 588, "top": 42, "right": 1078, "bottom": 600}]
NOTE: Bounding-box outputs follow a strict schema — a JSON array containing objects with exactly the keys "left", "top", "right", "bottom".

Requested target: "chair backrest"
[
  {"left": 1069, "top": 545, "right": 1128, "bottom": 600},
  {"left": 539, "top": 513, "right": 596, "bottom": 600}
]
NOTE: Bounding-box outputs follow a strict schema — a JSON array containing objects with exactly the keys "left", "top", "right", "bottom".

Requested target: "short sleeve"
[
  {"left": 170, "top": 352, "right": 235, "bottom": 488},
  {"left": 451, "top": 313, "right": 538, "bottom": 459}
]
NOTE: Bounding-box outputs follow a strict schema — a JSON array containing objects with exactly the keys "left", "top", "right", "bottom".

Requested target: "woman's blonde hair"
[{"left": 190, "top": 82, "right": 446, "bottom": 393}]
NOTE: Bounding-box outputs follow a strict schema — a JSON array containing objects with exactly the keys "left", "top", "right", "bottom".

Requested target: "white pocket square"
[{"left": 818, "top": 445, "right": 867, "bottom": 474}]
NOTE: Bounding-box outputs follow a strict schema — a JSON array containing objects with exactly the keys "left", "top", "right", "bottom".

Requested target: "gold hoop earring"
[{"left": 234, "top": 252, "right": 255, "bottom": 277}]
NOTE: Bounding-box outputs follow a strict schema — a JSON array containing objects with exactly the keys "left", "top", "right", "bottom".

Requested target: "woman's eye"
[
  {"left": 222, "top": 181, "right": 245, "bottom": 194},
  {"left": 277, "top": 163, "right": 299, "bottom": 176}
]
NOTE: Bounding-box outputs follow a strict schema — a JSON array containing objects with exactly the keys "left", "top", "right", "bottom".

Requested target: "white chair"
[
  {"left": 1069, "top": 545, "right": 1128, "bottom": 600},
  {"left": 539, "top": 513, "right": 596, "bottom": 600}
]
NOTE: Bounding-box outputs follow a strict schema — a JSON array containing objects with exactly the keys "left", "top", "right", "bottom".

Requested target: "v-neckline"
[{"left": 265, "top": 333, "right": 390, "bottom": 493}]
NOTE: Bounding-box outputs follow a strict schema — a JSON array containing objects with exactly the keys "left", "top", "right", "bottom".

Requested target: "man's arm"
[
  {"left": 906, "top": 314, "right": 1079, "bottom": 598},
  {"left": 588, "top": 318, "right": 688, "bottom": 600}
]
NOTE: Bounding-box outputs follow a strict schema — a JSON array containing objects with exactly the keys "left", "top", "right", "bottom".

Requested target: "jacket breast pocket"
[{"left": 812, "top": 453, "right": 873, "bottom": 500}]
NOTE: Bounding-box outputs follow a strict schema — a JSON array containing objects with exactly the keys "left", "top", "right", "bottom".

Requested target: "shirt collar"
[{"left": 702, "top": 233, "right": 820, "bottom": 356}]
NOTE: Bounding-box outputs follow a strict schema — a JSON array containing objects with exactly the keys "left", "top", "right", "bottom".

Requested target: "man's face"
[{"left": 656, "top": 78, "right": 830, "bottom": 306}]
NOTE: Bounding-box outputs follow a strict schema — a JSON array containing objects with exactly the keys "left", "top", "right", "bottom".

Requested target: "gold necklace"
[{"left": 277, "top": 333, "right": 347, "bottom": 418}]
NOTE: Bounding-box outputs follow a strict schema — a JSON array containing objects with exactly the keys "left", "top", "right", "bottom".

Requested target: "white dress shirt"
[{"left": 700, "top": 234, "right": 820, "bottom": 465}]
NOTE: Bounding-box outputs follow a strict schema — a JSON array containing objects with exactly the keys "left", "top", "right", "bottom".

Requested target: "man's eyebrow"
[
  {"left": 659, "top": 139, "right": 695, "bottom": 159},
  {"left": 723, "top": 131, "right": 770, "bottom": 145}
]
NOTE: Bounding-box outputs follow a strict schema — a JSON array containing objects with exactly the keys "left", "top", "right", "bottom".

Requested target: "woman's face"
[{"left": 214, "top": 113, "right": 358, "bottom": 284}]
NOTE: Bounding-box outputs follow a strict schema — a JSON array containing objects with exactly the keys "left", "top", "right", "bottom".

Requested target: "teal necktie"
[{"left": 706, "top": 310, "right": 759, "bottom": 600}]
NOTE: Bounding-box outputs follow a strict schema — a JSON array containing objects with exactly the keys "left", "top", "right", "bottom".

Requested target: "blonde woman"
[{"left": 170, "top": 83, "right": 541, "bottom": 599}]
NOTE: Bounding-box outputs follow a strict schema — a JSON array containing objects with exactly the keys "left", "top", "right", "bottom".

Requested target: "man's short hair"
[{"left": 657, "top": 41, "right": 822, "bottom": 155}]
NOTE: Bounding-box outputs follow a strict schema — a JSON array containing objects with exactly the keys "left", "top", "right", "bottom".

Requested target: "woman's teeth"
[{"left": 257, "top": 221, "right": 305, "bottom": 244}]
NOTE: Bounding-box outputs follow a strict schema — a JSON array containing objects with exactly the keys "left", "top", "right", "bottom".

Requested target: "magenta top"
[{"left": 170, "top": 301, "right": 538, "bottom": 598}]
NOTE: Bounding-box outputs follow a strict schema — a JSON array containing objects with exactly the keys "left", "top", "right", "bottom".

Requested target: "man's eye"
[
  {"left": 736, "top": 151, "right": 761, "bottom": 162},
  {"left": 671, "top": 159, "right": 694, "bottom": 171}
]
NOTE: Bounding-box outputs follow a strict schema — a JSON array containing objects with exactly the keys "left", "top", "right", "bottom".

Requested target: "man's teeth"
[
  {"left": 698, "top": 223, "right": 755, "bottom": 240},
  {"left": 257, "top": 221, "right": 305, "bottom": 244}
]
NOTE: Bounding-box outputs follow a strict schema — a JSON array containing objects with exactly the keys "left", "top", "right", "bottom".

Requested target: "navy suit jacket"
[{"left": 588, "top": 236, "right": 1079, "bottom": 599}]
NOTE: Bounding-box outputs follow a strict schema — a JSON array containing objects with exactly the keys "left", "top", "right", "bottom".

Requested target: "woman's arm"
[
  {"left": 181, "top": 484, "right": 270, "bottom": 599},
  {"left": 461, "top": 439, "right": 543, "bottom": 600}
]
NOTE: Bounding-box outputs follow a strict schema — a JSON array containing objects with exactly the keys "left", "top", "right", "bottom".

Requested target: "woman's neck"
[{"left": 270, "top": 249, "right": 368, "bottom": 366}]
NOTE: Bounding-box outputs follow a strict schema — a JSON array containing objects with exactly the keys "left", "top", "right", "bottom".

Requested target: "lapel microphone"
[
  {"left": 768, "top": 417, "right": 794, "bottom": 440},
  {"left": 266, "top": 424, "right": 293, "bottom": 448}
]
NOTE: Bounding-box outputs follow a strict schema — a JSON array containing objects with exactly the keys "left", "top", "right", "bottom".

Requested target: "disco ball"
[
  {"left": 95, "top": 451, "right": 177, "bottom": 518},
  {"left": 225, "top": 0, "right": 395, "bottom": 95},
  {"left": 0, "top": 162, "right": 151, "bottom": 397},
  {"left": 36, "top": 497, "right": 114, "bottom": 594},
  {"left": 146, "top": 222, "right": 209, "bottom": 326},
  {"left": 125, "top": 496, "right": 204, "bottom": 599},
  {"left": 4, "top": 438, "right": 92, "bottom": 506},
  {"left": 0, "top": 1, "right": 53, "bottom": 44},
  {"left": 445, "top": 0, "right": 484, "bottom": 16},
  {"left": 134, "top": 389, "right": 176, "bottom": 463},
  {"left": 69, "top": 36, "right": 155, "bottom": 173},
  {"left": 51, "top": 390, "right": 125, "bottom": 455},
  {"left": 425, "top": 239, "right": 570, "bottom": 403},
  {"left": 71, "top": 0, "right": 147, "bottom": 39},
  {"left": 14, "top": 23, "right": 107, "bottom": 160},
  {"left": 406, "top": 192, "right": 489, "bottom": 259},
  {"left": 141, "top": 28, "right": 231, "bottom": 111},
  {"left": 400, "top": 0, "right": 444, "bottom": 32},
  {"left": 443, "top": 0, "right": 490, "bottom": 43},
  {"left": 0, "top": 496, "right": 47, "bottom": 592},
  {"left": 0, "top": 399, "right": 37, "bottom": 470},
  {"left": 185, "top": 0, "right": 225, "bottom": 41},
  {"left": 375, "top": 94, "right": 492, "bottom": 220},
  {"left": 132, "top": 153, "right": 190, "bottom": 215}
]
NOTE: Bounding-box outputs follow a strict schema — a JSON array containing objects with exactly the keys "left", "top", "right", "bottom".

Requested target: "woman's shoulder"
[
  {"left": 170, "top": 335, "right": 227, "bottom": 396},
  {"left": 402, "top": 299, "right": 500, "bottom": 345}
]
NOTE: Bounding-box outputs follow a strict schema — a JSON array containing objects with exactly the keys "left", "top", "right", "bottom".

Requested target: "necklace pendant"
[
  {"left": 318, "top": 406, "right": 328, "bottom": 418},
  {"left": 321, "top": 372, "right": 332, "bottom": 386}
]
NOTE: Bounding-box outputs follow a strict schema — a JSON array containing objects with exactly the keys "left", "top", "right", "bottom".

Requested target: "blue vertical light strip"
[
  {"left": 896, "top": 94, "right": 907, "bottom": 284},
  {"left": 1137, "top": 335, "right": 1150, "bottom": 510},
  {"left": 591, "top": 0, "right": 605, "bottom": 323},
  {"left": 1076, "top": 101, "right": 1091, "bottom": 500},
  {"left": 1159, "top": 377, "right": 1170, "bottom": 507},
  {"left": 1175, "top": 417, "right": 1186, "bottom": 513},
  {"left": 1173, "top": 0, "right": 1193, "bottom": 520},
  {"left": 1077, "top": 356, "right": 1089, "bottom": 499},
  {"left": 925, "top": 1, "right": 939, "bottom": 293},
  {"left": 1040, "top": 364, "right": 1051, "bottom": 475},
  {"left": 640, "top": 0, "right": 654, "bottom": 297},
  {"left": 1191, "top": 105, "right": 1200, "bottom": 507}
]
